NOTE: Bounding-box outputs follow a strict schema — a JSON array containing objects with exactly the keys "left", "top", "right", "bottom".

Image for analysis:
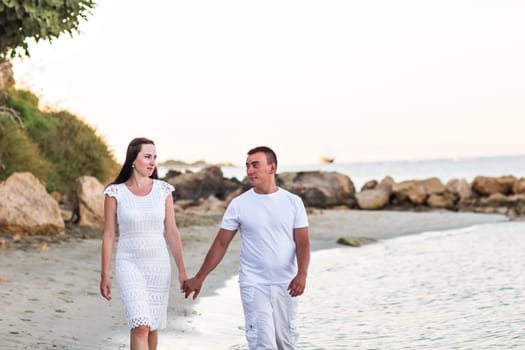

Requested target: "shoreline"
[{"left": 0, "top": 210, "right": 509, "bottom": 349}]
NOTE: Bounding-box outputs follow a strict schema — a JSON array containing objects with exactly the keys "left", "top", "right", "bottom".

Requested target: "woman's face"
[{"left": 133, "top": 143, "right": 157, "bottom": 177}]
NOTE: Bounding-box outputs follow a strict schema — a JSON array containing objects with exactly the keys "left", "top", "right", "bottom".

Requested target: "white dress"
[{"left": 104, "top": 179, "right": 174, "bottom": 330}]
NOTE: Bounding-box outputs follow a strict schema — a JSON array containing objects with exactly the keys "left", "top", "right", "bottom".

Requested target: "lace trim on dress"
[
  {"left": 129, "top": 316, "right": 152, "bottom": 330},
  {"left": 160, "top": 181, "right": 175, "bottom": 197},
  {"left": 103, "top": 184, "right": 119, "bottom": 198}
]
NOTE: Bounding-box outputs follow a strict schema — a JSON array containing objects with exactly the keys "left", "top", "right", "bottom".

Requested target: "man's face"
[{"left": 245, "top": 152, "right": 274, "bottom": 187}]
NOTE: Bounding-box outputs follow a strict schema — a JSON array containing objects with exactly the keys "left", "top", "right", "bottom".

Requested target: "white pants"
[{"left": 240, "top": 284, "right": 299, "bottom": 350}]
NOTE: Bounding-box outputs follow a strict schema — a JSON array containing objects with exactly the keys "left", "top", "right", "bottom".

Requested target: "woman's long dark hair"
[{"left": 110, "top": 137, "right": 159, "bottom": 185}]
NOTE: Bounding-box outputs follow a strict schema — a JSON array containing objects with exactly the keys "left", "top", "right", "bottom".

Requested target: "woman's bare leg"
[
  {"left": 130, "top": 325, "right": 150, "bottom": 350},
  {"left": 148, "top": 330, "right": 158, "bottom": 350}
]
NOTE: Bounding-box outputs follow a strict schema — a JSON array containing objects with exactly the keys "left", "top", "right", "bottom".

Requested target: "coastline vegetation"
[{"left": 0, "top": 89, "right": 118, "bottom": 192}]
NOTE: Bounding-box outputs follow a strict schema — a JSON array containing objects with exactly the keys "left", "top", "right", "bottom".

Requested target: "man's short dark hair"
[{"left": 247, "top": 146, "right": 277, "bottom": 168}]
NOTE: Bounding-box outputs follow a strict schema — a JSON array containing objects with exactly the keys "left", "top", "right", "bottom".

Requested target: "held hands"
[
  {"left": 178, "top": 271, "right": 188, "bottom": 292},
  {"left": 100, "top": 276, "right": 112, "bottom": 301},
  {"left": 288, "top": 273, "right": 307, "bottom": 297},
  {"left": 182, "top": 277, "right": 203, "bottom": 300}
]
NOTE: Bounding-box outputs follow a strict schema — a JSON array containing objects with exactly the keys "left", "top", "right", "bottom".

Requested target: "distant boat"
[{"left": 320, "top": 156, "right": 335, "bottom": 164}]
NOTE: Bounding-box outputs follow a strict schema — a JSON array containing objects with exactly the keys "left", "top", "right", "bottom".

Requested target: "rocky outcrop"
[
  {"left": 355, "top": 176, "right": 393, "bottom": 210},
  {"left": 166, "top": 166, "right": 240, "bottom": 201},
  {"left": 513, "top": 178, "right": 525, "bottom": 195},
  {"left": 0, "top": 172, "right": 64, "bottom": 235},
  {"left": 70, "top": 176, "right": 105, "bottom": 228},
  {"left": 277, "top": 171, "right": 356, "bottom": 208},
  {"left": 392, "top": 180, "right": 427, "bottom": 205},
  {"left": 445, "top": 178, "right": 471, "bottom": 202},
  {"left": 471, "top": 175, "right": 516, "bottom": 195}
]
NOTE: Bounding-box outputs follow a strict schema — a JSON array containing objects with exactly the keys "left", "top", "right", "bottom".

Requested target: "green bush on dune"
[
  {"left": 0, "top": 115, "right": 51, "bottom": 181},
  {"left": 0, "top": 89, "right": 118, "bottom": 192}
]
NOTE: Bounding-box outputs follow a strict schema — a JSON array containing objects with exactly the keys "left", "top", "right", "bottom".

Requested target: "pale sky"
[{"left": 12, "top": 0, "right": 525, "bottom": 165}]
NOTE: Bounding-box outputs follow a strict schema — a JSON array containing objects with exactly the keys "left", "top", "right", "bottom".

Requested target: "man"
[{"left": 183, "top": 146, "right": 310, "bottom": 350}]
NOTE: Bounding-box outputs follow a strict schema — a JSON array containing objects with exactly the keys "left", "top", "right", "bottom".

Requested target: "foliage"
[
  {"left": 0, "top": 0, "right": 95, "bottom": 59},
  {"left": 4, "top": 88, "right": 57, "bottom": 139},
  {"left": 44, "top": 110, "right": 118, "bottom": 191},
  {"left": 0, "top": 115, "right": 50, "bottom": 182},
  {"left": 1, "top": 88, "right": 118, "bottom": 192}
]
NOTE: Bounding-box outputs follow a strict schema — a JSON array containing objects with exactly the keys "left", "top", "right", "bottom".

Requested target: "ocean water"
[
  {"left": 163, "top": 221, "right": 525, "bottom": 349},
  {"left": 219, "top": 154, "right": 525, "bottom": 190}
]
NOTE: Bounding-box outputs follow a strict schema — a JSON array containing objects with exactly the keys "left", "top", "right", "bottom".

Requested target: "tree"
[{"left": 0, "top": 0, "right": 95, "bottom": 59}]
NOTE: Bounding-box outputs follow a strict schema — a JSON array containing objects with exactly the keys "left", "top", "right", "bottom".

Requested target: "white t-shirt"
[{"left": 221, "top": 187, "right": 309, "bottom": 286}]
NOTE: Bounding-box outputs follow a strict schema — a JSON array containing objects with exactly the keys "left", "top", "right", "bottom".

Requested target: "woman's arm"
[
  {"left": 100, "top": 195, "right": 117, "bottom": 301},
  {"left": 164, "top": 194, "right": 187, "bottom": 288}
]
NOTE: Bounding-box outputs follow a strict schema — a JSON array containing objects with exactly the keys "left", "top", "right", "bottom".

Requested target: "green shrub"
[
  {"left": 1, "top": 89, "right": 118, "bottom": 192},
  {"left": 0, "top": 117, "right": 50, "bottom": 182},
  {"left": 3, "top": 89, "right": 57, "bottom": 139},
  {"left": 42, "top": 110, "right": 118, "bottom": 191}
]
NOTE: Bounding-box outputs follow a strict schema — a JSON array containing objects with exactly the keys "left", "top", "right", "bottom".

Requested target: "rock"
[
  {"left": 0, "top": 172, "right": 64, "bottom": 235},
  {"left": 479, "top": 193, "right": 525, "bottom": 206},
  {"left": 513, "top": 178, "right": 525, "bottom": 194},
  {"left": 420, "top": 177, "right": 445, "bottom": 195},
  {"left": 277, "top": 171, "right": 356, "bottom": 208},
  {"left": 361, "top": 180, "right": 378, "bottom": 191},
  {"left": 336, "top": 236, "right": 376, "bottom": 247},
  {"left": 166, "top": 166, "right": 239, "bottom": 201},
  {"left": 392, "top": 180, "right": 427, "bottom": 205},
  {"left": 427, "top": 193, "right": 455, "bottom": 209},
  {"left": 70, "top": 176, "right": 105, "bottom": 228},
  {"left": 471, "top": 175, "right": 516, "bottom": 195},
  {"left": 50, "top": 191, "right": 61, "bottom": 203},
  {"left": 446, "top": 178, "right": 471, "bottom": 200},
  {"left": 376, "top": 176, "right": 394, "bottom": 194},
  {"left": 355, "top": 189, "right": 390, "bottom": 210},
  {"left": 391, "top": 178, "right": 446, "bottom": 206},
  {"left": 60, "top": 209, "right": 73, "bottom": 222}
]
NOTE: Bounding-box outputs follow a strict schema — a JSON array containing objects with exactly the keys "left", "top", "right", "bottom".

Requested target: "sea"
[
  {"left": 156, "top": 155, "right": 525, "bottom": 349},
  {"left": 219, "top": 154, "right": 525, "bottom": 191}
]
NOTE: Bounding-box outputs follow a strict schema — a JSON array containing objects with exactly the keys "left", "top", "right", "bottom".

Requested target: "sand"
[{"left": 0, "top": 210, "right": 508, "bottom": 349}]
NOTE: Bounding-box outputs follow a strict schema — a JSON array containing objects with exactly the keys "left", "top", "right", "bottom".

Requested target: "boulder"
[
  {"left": 513, "top": 178, "right": 525, "bottom": 194},
  {"left": 0, "top": 172, "right": 64, "bottom": 235},
  {"left": 70, "top": 176, "right": 105, "bottom": 228},
  {"left": 445, "top": 178, "right": 471, "bottom": 200},
  {"left": 420, "top": 177, "right": 445, "bottom": 195},
  {"left": 392, "top": 180, "right": 427, "bottom": 205},
  {"left": 361, "top": 179, "right": 378, "bottom": 191},
  {"left": 166, "top": 166, "right": 240, "bottom": 201},
  {"left": 355, "top": 189, "right": 390, "bottom": 210},
  {"left": 277, "top": 171, "right": 356, "bottom": 208},
  {"left": 427, "top": 193, "right": 456, "bottom": 209},
  {"left": 479, "top": 193, "right": 525, "bottom": 206},
  {"left": 376, "top": 176, "right": 394, "bottom": 194},
  {"left": 471, "top": 175, "right": 516, "bottom": 195}
]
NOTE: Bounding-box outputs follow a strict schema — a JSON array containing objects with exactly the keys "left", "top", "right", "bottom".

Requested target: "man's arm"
[
  {"left": 288, "top": 226, "right": 310, "bottom": 297},
  {"left": 183, "top": 228, "right": 237, "bottom": 300}
]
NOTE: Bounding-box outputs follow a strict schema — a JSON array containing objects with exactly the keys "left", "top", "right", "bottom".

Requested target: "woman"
[{"left": 100, "top": 137, "right": 187, "bottom": 350}]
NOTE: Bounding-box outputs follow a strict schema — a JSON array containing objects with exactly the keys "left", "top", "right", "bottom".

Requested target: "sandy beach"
[{"left": 0, "top": 209, "right": 509, "bottom": 350}]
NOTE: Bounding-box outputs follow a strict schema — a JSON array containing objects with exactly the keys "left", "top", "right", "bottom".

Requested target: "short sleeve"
[
  {"left": 220, "top": 199, "right": 240, "bottom": 231},
  {"left": 293, "top": 195, "right": 309, "bottom": 228},
  {"left": 104, "top": 184, "right": 119, "bottom": 199},
  {"left": 160, "top": 181, "right": 175, "bottom": 198}
]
